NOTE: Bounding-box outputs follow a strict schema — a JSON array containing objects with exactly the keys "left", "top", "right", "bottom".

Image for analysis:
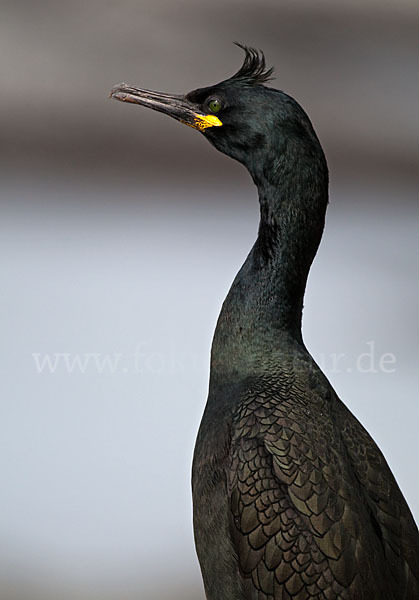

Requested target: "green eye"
[{"left": 208, "top": 98, "right": 222, "bottom": 113}]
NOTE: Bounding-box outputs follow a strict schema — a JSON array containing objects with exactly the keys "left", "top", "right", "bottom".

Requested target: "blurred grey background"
[{"left": 1, "top": 1, "right": 418, "bottom": 599}]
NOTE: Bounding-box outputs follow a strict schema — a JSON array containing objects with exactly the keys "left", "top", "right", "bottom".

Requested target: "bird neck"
[{"left": 211, "top": 140, "right": 328, "bottom": 379}]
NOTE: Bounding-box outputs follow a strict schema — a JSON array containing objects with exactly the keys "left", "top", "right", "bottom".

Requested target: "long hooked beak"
[{"left": 109, "top": 83, "right": 223, "bottom": 132}]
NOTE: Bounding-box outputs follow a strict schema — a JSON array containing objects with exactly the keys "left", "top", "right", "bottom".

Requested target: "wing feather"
[{"left": 228, "top": 376, "right": 418, "bottom": 599}]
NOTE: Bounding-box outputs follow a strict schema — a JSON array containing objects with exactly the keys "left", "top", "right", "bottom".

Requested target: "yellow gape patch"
[{"left": 192, "top": 114, "right": 223, "bottom": 131}]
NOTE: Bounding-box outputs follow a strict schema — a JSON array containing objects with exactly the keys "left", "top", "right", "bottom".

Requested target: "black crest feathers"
[{"left": 229, "top": 43, "right": 274, "bottom": 86}]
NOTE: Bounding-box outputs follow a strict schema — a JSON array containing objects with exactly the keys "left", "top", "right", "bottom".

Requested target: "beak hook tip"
[{"left": 109, "top": 83, "right": 127, "bottom": 100}]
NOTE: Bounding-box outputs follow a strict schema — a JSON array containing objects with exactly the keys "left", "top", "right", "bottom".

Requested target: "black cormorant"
[{"left": 111, "top": 44, "right": 419, "bottom": 600}]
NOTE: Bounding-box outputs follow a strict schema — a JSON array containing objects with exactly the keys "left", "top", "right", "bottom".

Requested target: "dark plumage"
[
  {"left": 228, "top": 42, "right": 275, "bottom": 85},
  {"left": 111, "top": 45, "right": 419, "bottom": 600}
]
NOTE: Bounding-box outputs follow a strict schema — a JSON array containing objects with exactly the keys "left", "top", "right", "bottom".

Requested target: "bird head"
[{"left": 110, "top": 44, "right": 324, "bottom": 185}]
